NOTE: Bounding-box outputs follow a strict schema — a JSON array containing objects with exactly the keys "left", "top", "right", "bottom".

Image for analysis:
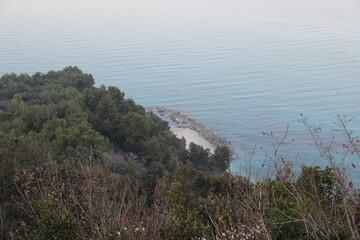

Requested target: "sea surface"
[{"left": 1, "top": 0, "right": 360, "bottom": 179}]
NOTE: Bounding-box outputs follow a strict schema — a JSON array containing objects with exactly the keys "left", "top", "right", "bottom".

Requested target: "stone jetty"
[{"left": 147, "top": 106, "right": 236, "bottom": 159}]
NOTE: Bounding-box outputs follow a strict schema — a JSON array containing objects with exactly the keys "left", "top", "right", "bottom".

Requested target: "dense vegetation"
[{"left": 0, "top": 67, "right": 359, "bottom": 239}]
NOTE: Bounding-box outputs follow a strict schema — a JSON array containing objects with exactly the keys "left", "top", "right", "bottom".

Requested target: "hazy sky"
[{"left": 1, "top": 0, "right": 359, "bottom": 29}]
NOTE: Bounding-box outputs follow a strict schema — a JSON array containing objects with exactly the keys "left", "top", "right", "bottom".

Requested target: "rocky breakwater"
[{"left": 147, "top": 106, "right": 236, "bottom": 159}]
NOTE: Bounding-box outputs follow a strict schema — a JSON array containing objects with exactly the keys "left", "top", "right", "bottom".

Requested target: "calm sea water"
[{"left": 1, "top": 0, "right": 360, "bottom": 177}]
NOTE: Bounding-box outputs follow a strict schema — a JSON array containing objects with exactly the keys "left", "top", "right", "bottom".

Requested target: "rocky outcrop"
[{"left": 147, "top": 106, "right": 236, "bottom": 159}]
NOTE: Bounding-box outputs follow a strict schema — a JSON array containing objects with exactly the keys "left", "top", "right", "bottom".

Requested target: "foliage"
[
  {"left": 15, "top": 198, "right": 81, "bottom": 240},
  {"left": 0, "top": 67, "right": 232, "bottom": 239},
  {"left": 211, "top": 146, "right": 230, "bottom": 173},
  {"left": 160, "top": 182, "right": 209, "bottom": 240},
  {"left": 188, "top": 142, "right": 211, "bottom": 171},
  {"left": 1, "top": 67, "right": 358, "bottom": 240}
]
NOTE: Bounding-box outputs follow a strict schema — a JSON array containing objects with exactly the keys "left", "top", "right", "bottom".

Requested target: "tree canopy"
[{"left": 0, "top": 67, "right": 357, "bottom": 240}]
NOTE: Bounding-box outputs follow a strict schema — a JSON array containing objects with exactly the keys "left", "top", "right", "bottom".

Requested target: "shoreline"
[
  {"left": 147, "top": 106, "right": 236, "bottom": 159},
  {"left": 171, "top": 127, "right": 215, "bottom": 153}
]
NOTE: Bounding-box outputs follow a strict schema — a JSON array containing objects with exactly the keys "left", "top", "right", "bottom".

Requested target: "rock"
[{"left": 147, "top": 106, "right": 236, "bottom": 159}]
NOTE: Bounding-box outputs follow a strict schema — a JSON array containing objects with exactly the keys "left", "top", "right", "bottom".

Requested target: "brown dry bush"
[{"left": 11, "top": 156, "right": 162, "bottom": 240}]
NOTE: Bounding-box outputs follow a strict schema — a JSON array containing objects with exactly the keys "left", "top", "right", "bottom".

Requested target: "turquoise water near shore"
[{"left": 1, "top": 0, "right": 360, "bottom": 177}]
